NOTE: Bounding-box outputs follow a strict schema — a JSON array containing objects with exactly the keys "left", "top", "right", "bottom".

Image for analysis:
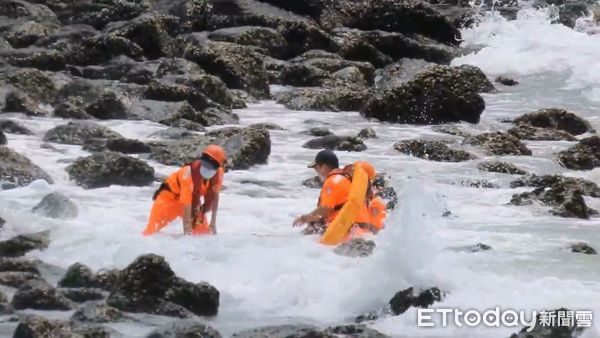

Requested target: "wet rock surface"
[
  {"left": 464, "top": 132, "right": 532, "bottom": 156},
  {"left": 32, "top": 192, "right": 78, "bottom": 219},
  {"left": 0, "top": 146, "right": 54, "bottom": 189},
  {"left": 0, "top": 231, "right": 50, "bottom": 258},
  {"left": 394, "top": 139, "right": 475, "bottom": 162},
  {"left": 477, "top": 161, "right": 527, "bottom": 175},
  {"left": 67, "top": 151, "right": 155, "bottom": 189},
  {"left": 106, "top": 254, "right": 219, "bottom": 318},
  {"left": 362, "top": 65, "right": 493, "bottom": 124},
  {"left": 557, "top": 136, "right": 600, "bottom": 170},
  {"left": 510, "top": 174, "right": 600, "bottom": 219},
  {"left": 569, "top": 242, "right": 597, "bottom": 255}
]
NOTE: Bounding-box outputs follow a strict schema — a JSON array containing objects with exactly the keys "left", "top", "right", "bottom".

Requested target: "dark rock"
[
  {"left": 250, "top": 123, "right": 284, "bottom": 130},
  {"left": 105, "top": 14, "right": 180, "bottom": 59},
  {"left": 61, "top": 288, "right": 107, "bottom": 303},
  {"left": 0, "top": 217, "right": 4, "bottom": 227},
  {"left": 12, "top": 284, "right": 73, "bottom": 311},
  {"left": 150, "top": 126, "right": 271, "bottom": 170},
  {"left": 569, "top": 242, "right": 597, "bottom": 255},
  {"left": 558, "top": 2, "right": 590, "bottom": 28},
  {"left": 374, "top": 59, "right": 436, "bottom": 91},
  {"left": 0, "top": 230, "right": 50, "bottom": 258},
  {"left": 167, "top": 72, "right": 246, "bottom": 109},
  {"left": 164, "top": 278, "right": 220, "bottom": 317},
  {"left": 477, "top": 161, "right": 527, "bottom": 175},
  {"left": 275, "top": 20, "right": 338, "bottom": 57},
  {"left": 303, "top": 135, "right": 367, "bottom": 152},
  {"left": 71, "top": 303, "right": 125, "bottom": 323},
  {"left": 94, "top": 269, "right": 120, "bottom": 292},
  {"left": 334, "top": 238, "right": 376, "bottom": 257},
  {"left": 389, "top": 287, "right": 443, "bottom": 315},
  {"left": 434, "top": 125, "right": 471, "bottom": 137},
  {"left": 265, "top": 58, "right": 329, "bottom": 86},
  {"left": 495, "top": 75, "right": 518, "bottom": 86},
  {"left": 341, "top": 0, "right": 461, "bottom": 45},
  {"left": 59, "top": 263, "right": 95, "bottom": 288},
  {"left": 67, "top": 151, "right": 155, "bottom": 189},
  {"left": 232, "top": 325, "right": 323, "bottom": 338},
  {"left": 514, "top": 108, "right": 595, "bottom": 136},
  {"left": 83, "top": 138, "right": 152, "bottom": 154},
  {"left": 0, "top": 271, "right": 44, "bottom": 288},
  {"left": 53, "top": 97, "right": 92, "bottom": 119},
  {"left": 61, "top": 34, "right": 145, "bottom": 66},
  {"left": 73, "top": 325, "right": 118, "bottom": 338},
  {"left": 144, "top": 80, "right": 214, "bottom": 112},
  {"left": 362, "top": 65, "right": 493, "bottom": 124},
  {"left": 510, "top": 174, "right": 600, "bottom": 197},
  {"left": 0, "top": 258, "right": 40, "bottom": 274},
  {"left": 160, "top": 118, "right": 207, "bottom": 132},
  {"left": 0, "top": 146, "right": 54, "bottom": 188},
  {"left": 0, "top": 131, "right": 5, "bottom": 145},
  {"left": 511, "top": 183, "right": 598, "bottom": 219},
  {"left": 507, "top": 124, "right": 577, "bottom": 141},
  {"left": 32, "top": 192, "right": 78, "bottom": 219},
  {"left": 357, "top": 128, "right": 377, "bottom": 139},
  {"left": 455, "top": 179, "right": 499, "bottom": 189},
  {"left": 207, "top": 26, "right": 288, "bottom": 58},
  {"left": 302, "top": 176, "right": 323, "bottom": 189},
  {"left": 6, "top": 68, "right": 56, "bottom": 103},
  {"left": 6, "top": 49, "right": 67, "bottom": 71},
  {"left": 85, "top": 92, "right": 131, "bottom": 120},
  {"left": 0, "top": 119, "right": 33, "bottom": 135},
  {"left": 305, "top": 127, "right": 332, "bottom": 137},
  {"left": 275, "top": 86, "right": 370, "bottom": 112},
  {"left": 146, "top": 319, "right": 222, "bottom": 338},
  {"left": 451, "top": 243, "right": 493, "bottom": 252},
  {"left": 464, "top": 132, "right": 532, "bottom": 156},
  {"left": 299, "top": 57, "right": 375, "bottom": 84},
  {"left": 5, "top": 21, "right": 56, "bottom": 48},
  {"left": 106, "top": 254, "right": 219, "bottom": 317},
  {"left": 334, "top": 28, "right": 455, "bottom": 67},
  {"left": 12, "top": 316, "right": 72, "bottom": 338},
  {"left": 42, "top": 121, "right": 123, "bottom": 146},
  {"left": 3, "top": 90, "right": 42, "bottom": 116},
  {"left": 324, "top": 325, "right": 389, "bottom": 338},
  {"left": 557, "top": 136, "right": 600, "bottom": 170},
  {"left": 509, "top": 308, "right": 586, "bottom": 338},
  {"left": 184, "top": 41, "right": 269, "bottom": 99},
  {"left": 394, "top": 139, "right": 475, "bottom": 162}
]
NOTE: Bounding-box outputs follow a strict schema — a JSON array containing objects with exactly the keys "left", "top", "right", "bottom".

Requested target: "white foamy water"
[{"left": 1, "top": 5, "right": 600, "bottom": 338}]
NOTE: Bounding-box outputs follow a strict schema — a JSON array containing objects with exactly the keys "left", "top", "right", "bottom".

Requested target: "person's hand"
[
  {"left": 183, "top": 224, "right": 193, "bottom": 235},
  {"left": 293, "top": 215, "right": 307, "bottom": 227}
]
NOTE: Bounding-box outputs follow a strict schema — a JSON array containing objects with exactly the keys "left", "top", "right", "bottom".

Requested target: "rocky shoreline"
[{"left": 1, "top": 0, "right": 599, "bottom": 336}]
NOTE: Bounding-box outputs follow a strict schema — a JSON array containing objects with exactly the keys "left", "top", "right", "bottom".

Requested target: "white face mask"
[{"left": 200, "top": 166, "right": 217, "bottom": 179}]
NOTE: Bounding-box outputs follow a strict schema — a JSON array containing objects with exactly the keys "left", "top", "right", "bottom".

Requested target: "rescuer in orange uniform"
[
  {"left": 293, "top": 150, "right": 384, "bottom": 238},
  {"left": 143, "top": 145, "right": 227, "bottom": 236}
]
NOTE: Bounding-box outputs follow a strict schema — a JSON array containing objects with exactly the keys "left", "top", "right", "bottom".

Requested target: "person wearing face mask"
[
  {"left": 143, "top": 144, "right": 226, "bottom": 236},
  {"left": 293, "top": 150, "right": 352, "bottom": 234}
]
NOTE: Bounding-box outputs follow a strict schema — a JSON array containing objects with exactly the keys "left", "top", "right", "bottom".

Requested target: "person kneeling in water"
[
  {"left": 293, "top": 150, "right": 351, "bottom": 235},
  {"left": 143, "top": 145, "right": 226, "bottom": 236}
]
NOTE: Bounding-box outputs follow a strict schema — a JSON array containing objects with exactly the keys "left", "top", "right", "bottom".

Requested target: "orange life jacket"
[{"left": 153, "top": 160, "right": 220, "bottom": 226}]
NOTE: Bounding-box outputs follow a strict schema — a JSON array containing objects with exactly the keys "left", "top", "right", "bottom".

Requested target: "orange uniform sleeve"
[
  {"left": 177, "top": 166, "right": 194, "bottom": 206},
  {"left": 319, "top": 175, "right": 351, "bottom": 209}
]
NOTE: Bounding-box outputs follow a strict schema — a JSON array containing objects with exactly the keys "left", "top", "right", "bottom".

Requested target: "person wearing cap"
[
  {"left": 293, "top": 150, "right": 353, "bottom": 233},
  {"left": 143, "top": 144, "right": 227, "bottom": 236}
]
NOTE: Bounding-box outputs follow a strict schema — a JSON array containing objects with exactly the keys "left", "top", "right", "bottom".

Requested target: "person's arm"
[
  {"left": 209, "top": 193, "right": 219, "bottom": 234},
  {"left": 293, "top": 206, "right": 333, "bottom": 226},
  {"left": 182, "top": 205, "right": 194, "bottom": 235}
]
